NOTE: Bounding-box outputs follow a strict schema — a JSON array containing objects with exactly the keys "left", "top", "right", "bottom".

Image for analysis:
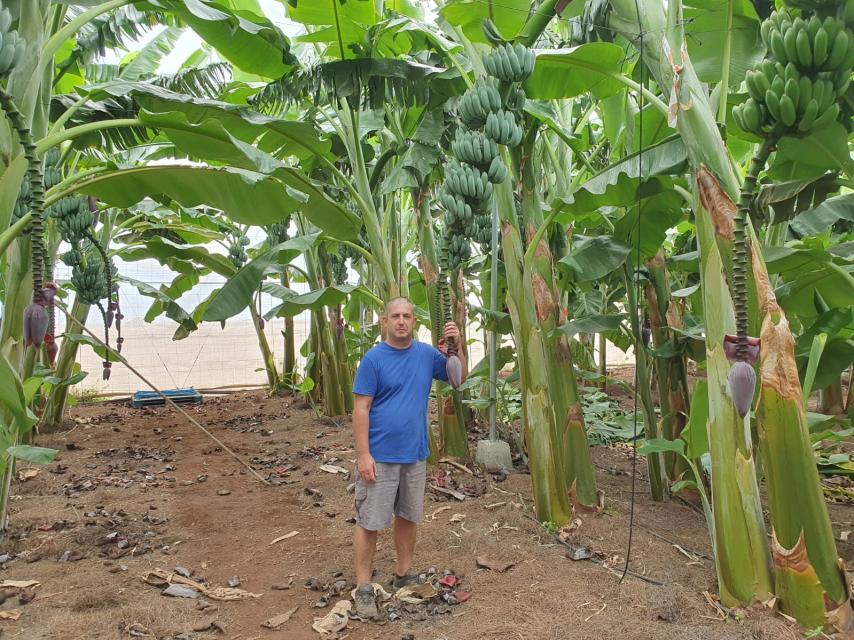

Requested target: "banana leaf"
[
  {"left": 201, "top": 235, "right": 319, "bottom": 322},
  {"left": 264, "top": 284, "right": 362, "bottom": 319}
]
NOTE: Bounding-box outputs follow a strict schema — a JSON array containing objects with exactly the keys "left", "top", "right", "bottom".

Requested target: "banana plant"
[{"left": 608, "top": 0, "right": 852, "bottom": 626}]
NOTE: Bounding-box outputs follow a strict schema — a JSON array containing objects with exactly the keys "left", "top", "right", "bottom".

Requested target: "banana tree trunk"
[
  {"left": 491, "top": 137, "right": 597, "bottom": 523},
  {"left": 414, "top": 189, "right": 467, "bottom": 460},
  {"left": 280, "top": 270, "right": 296, "bottom": 384},
  {"left": 645, "top": 251, "right": 691, "bottom": 481},
  {"left": 249, "top": 303, "right": 280, "bottom": 393},
  {"left": 624, "top": 264, "right": 669, "bottom": 500},
  {"left": 610, "top": 0, "right": 772, "bottom": 605},
  {"left": 40, "top": 297, "right": 89, "bottom": 428},
  {"left": 751, "top": 240, "right": 851, "bottom": 629},
  {"left": 820, "top": 383, "right": 844, "bottom": 415}
]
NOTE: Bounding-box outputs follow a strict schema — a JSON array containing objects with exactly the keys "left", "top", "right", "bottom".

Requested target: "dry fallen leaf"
[
  {"left": 312, "top": 600, "right": 351, "bottom": 635},
  {"left": 269, "top": 531, "right": 300, "bottom": 545},
  {"left": 0, "top": 610, "right": 22, "bottom": 620},
  {"left": 319, "top": 464, "right": 349, "bottom": 475},
  {"left": 475, "top": 556, "right": 516, "bottom": 573},
  {"left": 17, "top": 469, "right": 40, "bottom": 482},
  {"left": 0, "top": 580, "right": 39, "bottom": 589},
  {"left": 262, "top": 606, "right": 299, "bottom": 629}
]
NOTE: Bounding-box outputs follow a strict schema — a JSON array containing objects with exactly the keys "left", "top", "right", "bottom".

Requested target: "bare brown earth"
[{"left": 4, "top": 390, "right": 852, "bottom": 640}]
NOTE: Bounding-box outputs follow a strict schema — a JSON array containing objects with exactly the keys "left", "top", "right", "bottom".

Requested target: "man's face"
[{"left": 384, "top": 302, "right": 415, "bottom": 340}]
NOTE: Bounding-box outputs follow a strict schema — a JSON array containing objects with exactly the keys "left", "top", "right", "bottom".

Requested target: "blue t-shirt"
[{"left": 352, "top": 340, "right": 449, "bottom": 463}]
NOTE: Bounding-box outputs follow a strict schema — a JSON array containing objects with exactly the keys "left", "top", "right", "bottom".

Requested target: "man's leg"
[
  {"left": 393, "top": 516, "right": 417, "bottom": 577},
  {"left": 353, "top": 526, "right": 378, "bottom": 586},
  {"left": 392, "top": 460, "right": 427, "bottom": 583}
]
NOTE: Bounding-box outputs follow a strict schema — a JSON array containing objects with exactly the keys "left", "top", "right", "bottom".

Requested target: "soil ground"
[{"left": 5, "top": 390, "right": 852, "bottom": 640}]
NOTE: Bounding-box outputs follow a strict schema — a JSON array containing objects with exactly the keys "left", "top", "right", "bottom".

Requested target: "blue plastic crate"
[{"left": 132, "top": 388, "right": 203, "bottom": 408}]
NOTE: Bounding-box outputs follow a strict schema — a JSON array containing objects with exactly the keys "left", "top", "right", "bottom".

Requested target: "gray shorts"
[{"left": 354, "top": 460, "right": 427, "bottom": 531}]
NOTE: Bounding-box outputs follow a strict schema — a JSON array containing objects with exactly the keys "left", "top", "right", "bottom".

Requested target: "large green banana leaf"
[
  {"left": 264, "top": 284, "right": 362, "bottom": 319},
  {"left": 0, "top": 156, "right": 30, "bottom": 233},
  {"left": 559, "top": 236, "right": 631, "bottom": 283},
  {"left": 90, "top": 82, "right": 331, "bottom": 161},
  {"left": 201, "top": 235, "right": 319, "bottom": 322},
  {"left": 524, "top": 44, "right": 629, "bottom": 100},
  {"left": 684, "top": 2, "right": 762, "bottom": 86},
  {"left": 285, "top": 0, "right": 379, "bottom": 56},
  {"left": 119, "top": 236, "right": 237, "bottom": 278},
  {"left": 439, "top": 0, "right": 532, "bottom": 44},
  {"left": 122, "top": 276, "right": 199, "bottom": 340},
  {"left": 157, "top": 0, "right": 296, "bottom": 78},
  {"left": 62, "top": 165, "right": 359, "bottom": 237},
  {"left": 554, "top": 136, "right": 688, "bottom": 217}
]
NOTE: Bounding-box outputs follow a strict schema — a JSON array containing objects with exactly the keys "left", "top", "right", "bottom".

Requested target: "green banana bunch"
[
  {"left": 43, "top": 166, "right": 62, "bottom": 190},
  {"left": 62, "top": 248, "right": 83, "bottom": 267},
  {"left": 443, "top": 231, "right": 472, "bottom": 271},
  {"left": 44, "top": 148, "right": 61, "bottom": 167},
  {"left": 445, "top": 161, "right": 493, "bottom": 203},
  {"left": 735, "top": 55, "right": 847, "bottom": 135},
  {"left": 486, "top": 155, "right": 508, "bottom": 184},
  {"left": 71, "top": 256, "right": 109, "bottom": 305},
  {"left": 11, "top": 176, "right": 30, "bottom": 225},
  {"left": 56, "top": 199, "right": 95, "bottom": 243},
  {"left": 458, "top": 78, "right": 502, "bottom": 129},
  {"left": 483, "top": 43, "right": 536, "bottom": 83},
  {"left": 48, "top": 195, "right": 83, "bottom": 221},
  {"left": 761, "top": 12, "right": 854, "bottom": 73},
  {"left": 485, "top": 110, "right": 523, "bottom": 147},
  {"left": 451, "top": 130, "right": 499, "bottom": 169},
  {"left": 0, "top": 9, "right": 26, "bottom": 78}
]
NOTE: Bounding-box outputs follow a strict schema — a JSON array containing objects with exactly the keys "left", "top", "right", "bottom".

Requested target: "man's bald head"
[{"left": 384, "top": 297, "right": 414, "bottom": 316}]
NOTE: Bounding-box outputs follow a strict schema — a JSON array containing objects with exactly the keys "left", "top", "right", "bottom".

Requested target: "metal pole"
[{"left": 488, "top": 199, "right": 499, "bottom": 442}]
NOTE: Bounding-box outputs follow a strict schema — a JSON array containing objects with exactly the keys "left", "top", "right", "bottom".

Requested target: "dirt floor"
[{"left": 4, "top": 390, "right": 852, "bottom": 640}]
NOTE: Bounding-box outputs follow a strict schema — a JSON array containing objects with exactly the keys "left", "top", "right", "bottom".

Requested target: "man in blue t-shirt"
[{"left": 351, "top": 297, "right": 465, "bottom": 619}]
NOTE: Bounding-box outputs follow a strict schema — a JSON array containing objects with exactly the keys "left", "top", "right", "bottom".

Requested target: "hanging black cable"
[{"left": 620, "top": 6, "right": 645, "bottom": 584}]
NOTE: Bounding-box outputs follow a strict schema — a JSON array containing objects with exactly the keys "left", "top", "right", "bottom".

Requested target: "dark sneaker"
[
  {"left": 391, "top": 572, "right": 424, "bottom": 590},
  {"left": 353, "top": 584, "right": 378, "bottom": 619}
]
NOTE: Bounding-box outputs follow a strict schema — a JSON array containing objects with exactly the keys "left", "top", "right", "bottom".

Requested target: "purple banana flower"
[
  {"left": 446, "top": 354, "right": 463, "bottom": 390},
  {"left": 728, "top": 361, "right": 756, "bottom": 418},
  {"left": 23, "top": 303, "right": 48, "bottom": 347}
]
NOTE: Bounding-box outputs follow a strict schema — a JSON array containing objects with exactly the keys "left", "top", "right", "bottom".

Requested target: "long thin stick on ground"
[{"left": 55, "top": 302, "right": 270, "bottom": 486}]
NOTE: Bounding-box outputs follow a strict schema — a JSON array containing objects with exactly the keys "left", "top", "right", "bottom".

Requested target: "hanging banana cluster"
[
  {"left": 330, "top": 252, "right": 348, "bottom": 285},
  {"left": 438, "top": 43, "right": 535, "bottom": 270},
  {"left": 51, "top": 182, "right": 120, "bottom": 377},
  {"left": 0, "top": 9, "right": 25, "bottom": 78},
  {"left": 227, "top": 230, "right": 249, "bottom": 269},
  {"left": 733, "top": 10, "right": 853, "bottom": 136}
]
